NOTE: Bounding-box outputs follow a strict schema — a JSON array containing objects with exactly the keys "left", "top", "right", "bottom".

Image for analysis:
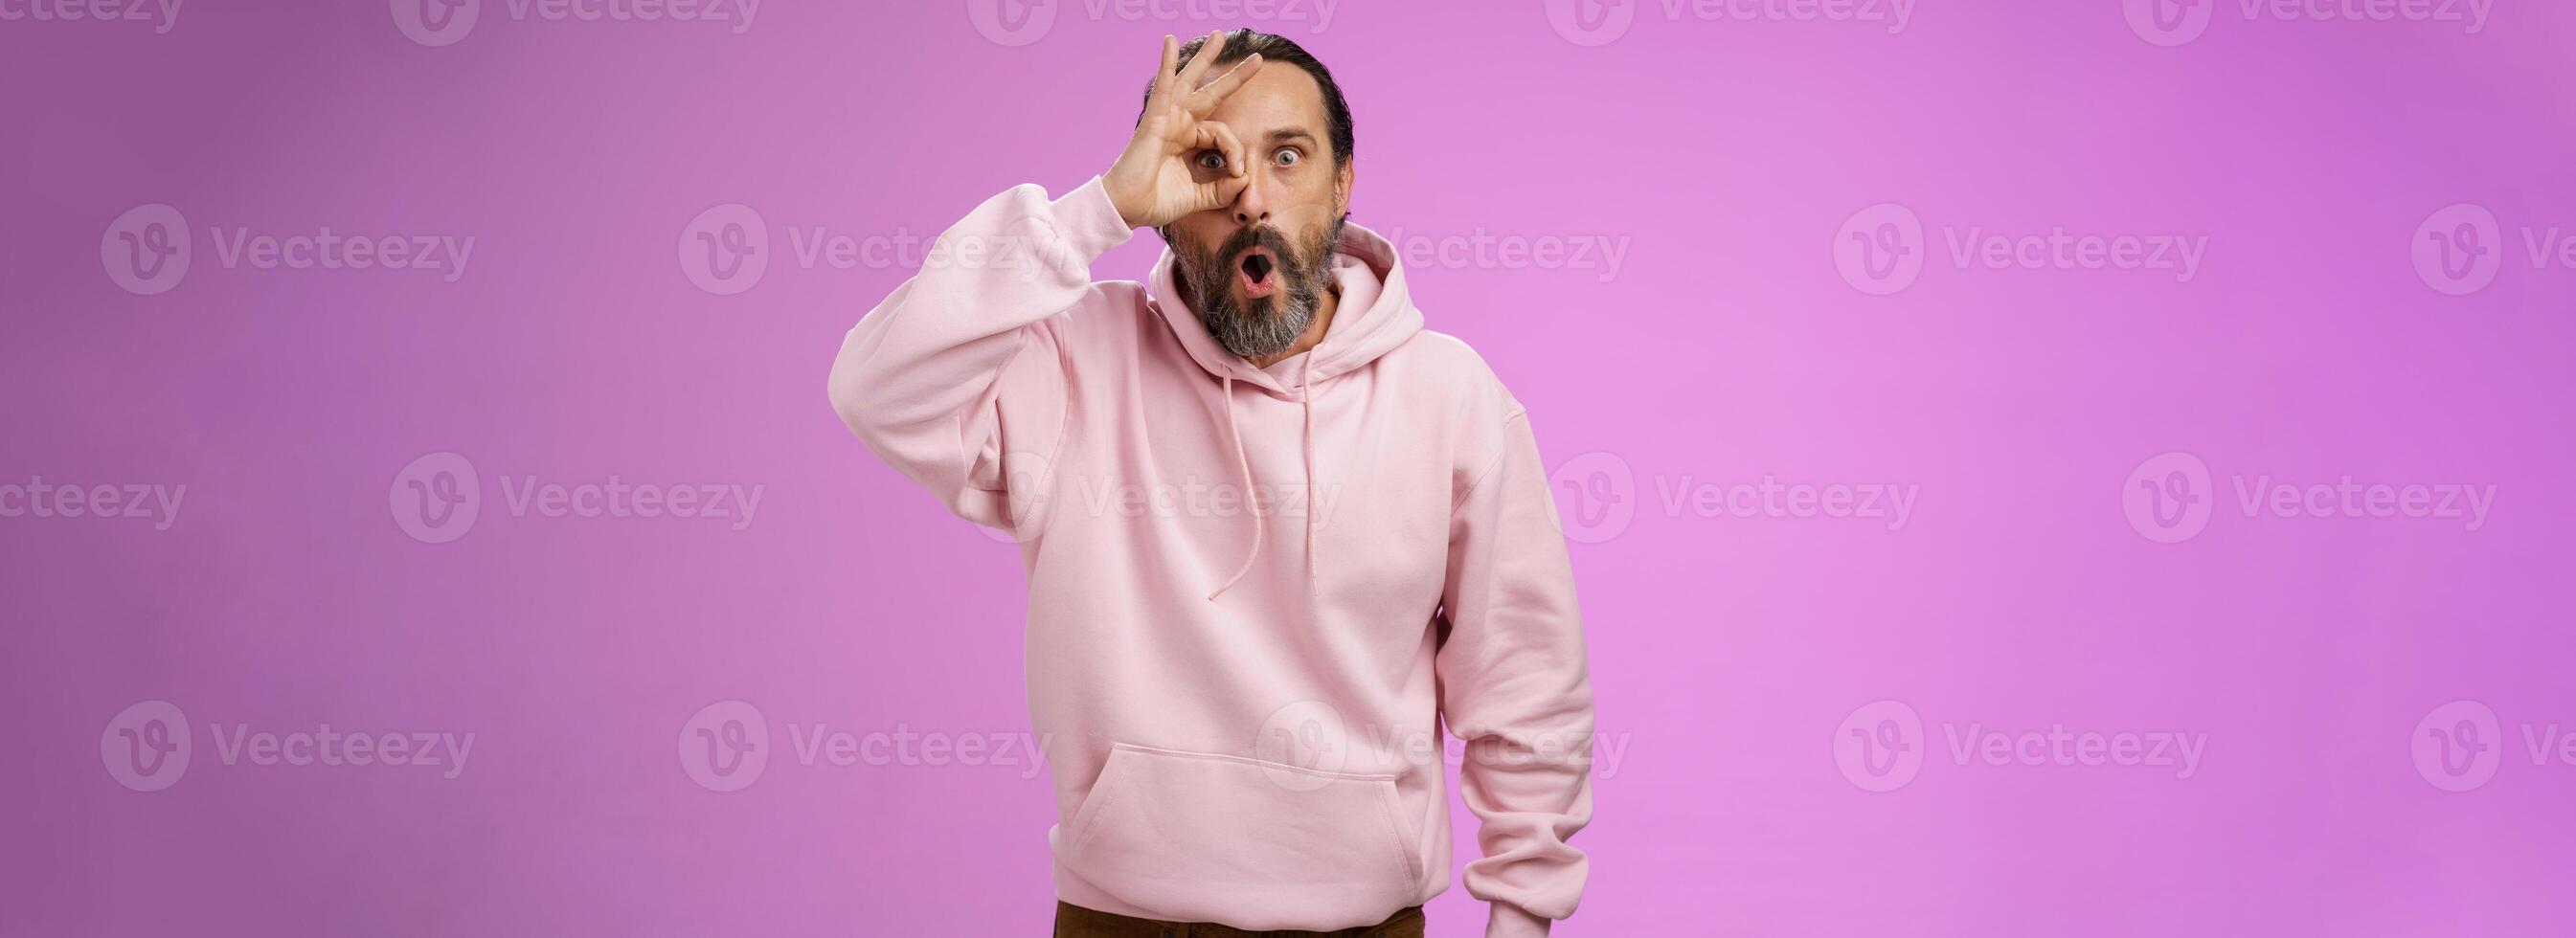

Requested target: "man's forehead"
[{"left": 1203, "top": 64, "right": 1326, "bottom": 141}]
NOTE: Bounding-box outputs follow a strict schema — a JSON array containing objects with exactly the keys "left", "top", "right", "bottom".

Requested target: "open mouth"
[{"left": 1235, "top": 247, "right": 1278, "bottom": 300}]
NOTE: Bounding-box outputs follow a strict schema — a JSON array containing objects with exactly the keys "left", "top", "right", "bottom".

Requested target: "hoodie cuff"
[
  {"left": 1486, "top": 903, "right": 1553, "bottom": 938},
  {"left": 1045, "top": 174, "right": 1138, "bottom": 266}
]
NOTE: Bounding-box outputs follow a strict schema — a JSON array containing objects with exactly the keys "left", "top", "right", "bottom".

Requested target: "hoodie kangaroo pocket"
[{"left": 1063, "top": 742, "right": 1421, "bottom": 927}]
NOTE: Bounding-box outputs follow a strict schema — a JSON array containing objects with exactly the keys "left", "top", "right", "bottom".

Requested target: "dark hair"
[{"left": 1140, "top": 29, "right": 1355, "bottom": 171}]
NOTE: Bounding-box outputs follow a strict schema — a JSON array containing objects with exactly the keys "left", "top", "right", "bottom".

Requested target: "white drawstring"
[
  {"left": 1207, "top": 371, "right": 1264, "bottom": 601},
  {"left": 1300, "top": 354, "right": 1320, "bottom": 601},
  {"left": 1205, "top": 360, "right": 1324, "bottom": 603}
]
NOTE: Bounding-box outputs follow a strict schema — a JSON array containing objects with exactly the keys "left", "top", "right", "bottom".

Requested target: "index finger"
[
  {"left": 1193, "top": 53, "right": 1264, "bottom": 103},
  {"left": 1148, "top": 34, "right": 1180, "bottom": 102}
]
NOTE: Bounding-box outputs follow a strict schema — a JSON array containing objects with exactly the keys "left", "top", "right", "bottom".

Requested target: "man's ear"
[{"left": 1334, "top": 159, "right": 1355, "bottom": 218}]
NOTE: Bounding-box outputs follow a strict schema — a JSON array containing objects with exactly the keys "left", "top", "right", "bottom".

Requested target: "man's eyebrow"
[{"left": 1265, "top": 129, "right": 1321, "bottom": 147}]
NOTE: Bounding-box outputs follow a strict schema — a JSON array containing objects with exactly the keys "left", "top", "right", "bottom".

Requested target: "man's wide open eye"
[
  {"left": 1275, "top": 148, "right": 1301, "bottom": 167},
  {"left": 1194, "top": 150, "right": 1228, "bottom": 171}
]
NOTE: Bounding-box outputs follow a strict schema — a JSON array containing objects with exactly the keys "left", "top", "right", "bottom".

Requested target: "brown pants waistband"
[{"left": 1051, "top": 901, "right": 1426, "bottom": 938}]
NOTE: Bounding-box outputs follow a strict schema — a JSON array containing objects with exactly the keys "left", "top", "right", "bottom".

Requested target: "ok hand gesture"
[{"left": 1103, "top": 32, "right": 1266, "bottom": 230}]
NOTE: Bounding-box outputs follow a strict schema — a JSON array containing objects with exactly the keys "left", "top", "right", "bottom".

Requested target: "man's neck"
[{"left": 1247, "top": 279, "right": 1340, "bottom": 369}]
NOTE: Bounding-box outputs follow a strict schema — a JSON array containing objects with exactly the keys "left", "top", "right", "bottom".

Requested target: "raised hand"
[{"left": 1103, "top": 32, "right": 1265, "bottom": 230}]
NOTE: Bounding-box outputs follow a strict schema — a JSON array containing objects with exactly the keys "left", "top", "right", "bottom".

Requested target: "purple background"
[{"left": 6, "top": 0, "right": 2574, "bottom": 934}]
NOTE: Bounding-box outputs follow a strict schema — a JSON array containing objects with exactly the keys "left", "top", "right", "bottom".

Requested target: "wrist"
[
  {"left": 1487, "top": 903, "right": 1553, "bottom": 938},
  {"left": 1101, "top": 170, "right": 1145, "bottom": 230},
  {"left": 1049, "top": 175, "right": 1141, "bottom": 262}
]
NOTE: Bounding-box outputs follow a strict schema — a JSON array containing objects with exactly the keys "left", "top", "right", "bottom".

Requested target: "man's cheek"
[{"left": 1302, "top": 222, "right": 1336, "bottom": 273}]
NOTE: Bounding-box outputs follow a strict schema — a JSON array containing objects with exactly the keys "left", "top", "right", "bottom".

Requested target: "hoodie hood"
[{"left": 1145, "top": 219, "right": 1423, "bottom": 600}]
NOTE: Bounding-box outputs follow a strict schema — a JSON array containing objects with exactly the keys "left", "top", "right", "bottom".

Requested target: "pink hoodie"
[{"left": 828, "top": 176, "right": 1593, "bottom": 937}]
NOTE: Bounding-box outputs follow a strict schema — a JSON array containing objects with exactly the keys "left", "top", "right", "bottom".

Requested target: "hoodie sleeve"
[
  {"left": 1437, "top": 406, "right": 1596, "bottom": 938},
  {"left": 826, "top": 176, "right": 1134, "bottom": 531}
]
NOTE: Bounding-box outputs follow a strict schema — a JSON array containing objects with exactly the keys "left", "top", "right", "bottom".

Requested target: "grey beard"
[
  {"left": 1196, "top": 275, "right": 1321, "bottom": 361},
  {"left": 1173, "top": 220, "right": 1343, "bottom": 361}
]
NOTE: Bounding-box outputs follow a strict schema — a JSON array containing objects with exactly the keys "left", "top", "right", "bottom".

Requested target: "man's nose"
[{"left": 1231, "top": 171, "right": 1271, "bottom": 225}]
